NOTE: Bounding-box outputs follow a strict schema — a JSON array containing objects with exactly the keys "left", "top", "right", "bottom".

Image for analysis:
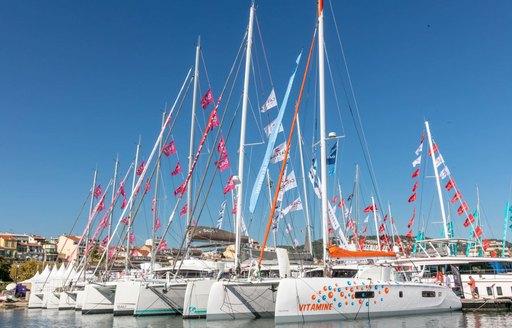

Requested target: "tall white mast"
[
  {"left": 318, "top": 0, "right": 329, "bottom": 269},
  {"left": 84, "top": 169, "right": 97, "bottom": 279},
  {"left": 296, "top": 115, "right": 313, "bottom": 255},
  {"left": 150, "top": 113, "right": 165, "bottom": 273},
  {"left": 371, "top": 196, "right": 380, "bottom": 250},
  {"left": 425, "top": 121, "right": 449, "bottom": 239},
  {"left": 187, "top": 36, "right": 200, "bottom": 234},
  {"left": 388, "top": 202, "right": 395, "bottom": 250},
  {"left": 107, "top": 157, "right": 119, "bottom": 275},
  {"left": 126, "top": 140, "right": 140, "bottom": 274},
  {"left": 235, "top": 3, "right": 255, "bottom": 273}
]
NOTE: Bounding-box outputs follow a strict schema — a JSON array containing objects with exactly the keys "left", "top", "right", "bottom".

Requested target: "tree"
[
  {"left": 9, "top": 260, "right": 43, "bottom": 282},
  {"left": 0, "top": 257, "right": 11, "bottom": 282}
]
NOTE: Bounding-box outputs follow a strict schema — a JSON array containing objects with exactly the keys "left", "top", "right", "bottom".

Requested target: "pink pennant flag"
[
  {"left": 129, "top": 232, "right": 135, "bottom": 244},
  {"left": 108, "top": 247, "right": 116, "bottom": 259},
  {"left": 162, "top": 141, "right": 177, "bottom": 156},
  {"left": 97, "top": 198, "right": 105, "bottom": 212},
  {"left": 99, "top": 216, "right": 109, "bottom": 228},
  {"left": 119, "top": 181, "right": 125, "bottom": 197},
  {"left": 120, "top": 197, "right": 127, "bottom": 209},
  {"left": 180, "top": 203, "right": 188, "bottom": 217},
  {"left": 121, "top": 216, "right": 130, "bottom": 225},
  {"left": 144, "top": 179, "right": 151, "bottom": 194},
  {"left": 158, "top": 239, "right": 167, "bottom": 250},
  {"left": 171, "top": 162, "right": 182, "bottom": 176},
  {"left": 208, "top": 111, "right": 219, "bottom": 132},
  {"left": 136, "top": 161, "right": 145, "bottom": 176},
  {"left": 101, "top": 234, "right": 109, "bottom": 247},
  {"left": 154, "top": 217, "right": 161, "bottom": 231},
  {"left": 231, "top": 203, "right": 237, "bottom": 214},
  {"left": 201, "top": 89, "right": 214, "bottom": 109},
  {"left": 215, "top": 156, "right": 230, "bottom": 172},
  {"left": 217, "top": 137, "right": 228, "bottom": 157},
  {"left": 174, "top": 181, "right": 186, "bottom": 196},
  {"left": 94, "top": 184, "right": 102, "bottom": 199},
  {"left": 223, "top": 175, "right": 236, "bottom": 194}
]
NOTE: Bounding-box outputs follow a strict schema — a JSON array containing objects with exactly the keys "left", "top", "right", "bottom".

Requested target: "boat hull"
[
  {"left": 134, "top": 281, "right": 186, "bottom": 316},
  {"left": 58, "top": 291, "right": 77, "bottom": 310},
  {"left": 28, "top": 292, "right": 44, "bottom": 309},
  {"left": 82, "top": 283, "right": 116, "bottom": 314},
  {"left": 274, "top": 278, "right": 461, "bottom": 324},
  {"left": 183, "top": 279, "right": 216, "bottom": 318},
  {"left": 113, "top": 280, "right": 141, "bottom": 316}
]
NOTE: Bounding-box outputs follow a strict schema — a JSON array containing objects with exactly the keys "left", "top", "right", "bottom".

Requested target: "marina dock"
[{"left": 462, "top": 298, "right": 512, "bottom": 312}]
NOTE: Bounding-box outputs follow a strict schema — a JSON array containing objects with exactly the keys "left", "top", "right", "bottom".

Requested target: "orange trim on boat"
[{"left": 328, "top": 245, "right": 396, "bottom": 258}]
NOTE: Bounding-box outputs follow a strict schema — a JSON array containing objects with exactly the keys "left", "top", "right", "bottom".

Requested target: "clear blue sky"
[{"left": 1, "top": 1, "right": 512, "bottom": 247}]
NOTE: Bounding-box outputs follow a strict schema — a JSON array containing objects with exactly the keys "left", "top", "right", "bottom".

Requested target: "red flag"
[
  {"left": 347, "top": 219, "right": 355, "bottom": 230},
  {"left": 411, "top": 168, "right": 420, "bottom": 178},
  {"left": 136, "top": 161, "right": 145, "bottom": 176},
  {"left": 180, "top": 203, "right": 188, "bottom": 217},
  {"left": 162, "top": 141, "right": 176, "bottom": 156},
  {"left": 223, "top": 175, "right": 236, "bottom": 194},
  {"left": 331, "top": 195, "right": 338, "bottom": 204},
  {"left": 119, "top": 182, "right": 126, "bottom": 198},
  {"left": 174, "top": 181, "right": 186, "bottom": 196},
  {"left": 101, "top": 235, "right": 109, "bottom": 247},
  {"left": 358, "top": 237, "right": 366, "bottom": 250},
  {"left": 362, "top": 226, "right": 368, "bottom": 233},
  {"left": 200, "top": 88, "right": 214, "bottom": 109},
  {"left": 158, "top": 239, "right": 167, "bottom": 250},
  {"left": 215, "top": 155, "right": 230, "bottom": 172},
  {"left": 428, "top": 143, "right": 438, "bottom": 156},
  {"left": 378, "top": 224, "right": 385, "bottom": 233},
  {"left": 483, "top": 238, "right": 490, "bottom": 251},
  {"left": 412, "top": 180, "right": 418, "bottom": 192},
  {"left": 363, "top": 204, "right": 377, "bottom": 213},
  {"left": 120, "top": 197, "right": 127, "bottom": 209},
  {"left": 406, "top": 229, "right": 413, "bottom": 238},
  {"left": 94, "top": 184, "right": 102, "bottom": 199},
  {"left": 171, "top": 162, "right": 182, "bottom": 176},
  {"left": 451, "top": 190, "right": 462, "bottom": 204},
  {"left": 457, "top": 201, "right": 468, "bottom": 216},
  {"left": 217, "top": 137, "right": 228, "bottom": 157},
  {"left": 445, "top": 178, "right": 456, "bottom": 191},
  {"left": 408, "top": 193, "right": 417, "bottom": 203},
  {"left": 121, "top": 216, "right": 130, "bottom": 225},
  {"left": 207, "top": 111, "right": 220, "bottom": 132},
  {"left": 154, "top": 218, "right": 161, "bottom": 231},
  {"left": 99, "top": 216, "right": 109, "bottom": 228},
  {"left": 231, "top": 203, "right": 237, "bottom": 214},
  {"left": 129, "top": 232, "right": 135, "bottom": 244},
  {"left": 473, "top": 226, "right": 483, "bottom": 238},
  {"left": 143, "top": 179, "right": 151, "bottom": 194},
  {"left": 408, "top": 207, "right": 416, "bottom": 228},
  {"left": 384, "top": 214, "right": 388, "bottom": 222},
  {"left": 97, "top": 198, "right": 105, "bottom": 212},
  {"left": 396, "top": 236, "right": 402, "bottom": 244},
  {"left": 463, "top": 214, "right": 475, "bottom": 227}
]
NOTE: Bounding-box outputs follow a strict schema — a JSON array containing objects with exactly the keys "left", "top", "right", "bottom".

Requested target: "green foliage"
[
  {"left": 9, "top": 260, "right": 45, "bottom": 282},
  {"left": 0, "top": 257, "right": 11, "bottom": 282}
]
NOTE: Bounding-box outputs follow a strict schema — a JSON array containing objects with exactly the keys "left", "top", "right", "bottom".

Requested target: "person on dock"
[{"left": 468, "top": 276, "right": 478, "bottom": 299}]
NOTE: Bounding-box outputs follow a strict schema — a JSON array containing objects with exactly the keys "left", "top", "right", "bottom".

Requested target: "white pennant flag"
[
  {"left": 215, "top": 200, "right": 227, "bottom": 229},
  {"left": 363, "top": 216, "right": 369, "bottom": 223},
  {"left": 281, "top": 197, "right": 303, "bottom": 217},
  {"left": 264, "top": 118, "right": 284, "bottom": 137},
  {"left": 270, "top": 142, "right": 286, "bottom": 164},
  {"left": 440, "top": 166, "right": 450, "bottom": 179},
  {"left": 328, "top": 202, "right": 341, "bottom": 231},
  {"left": 412, "top": 155, "right": 422, "bottom": 167},
  {"left": 278, "top": 171, "right": 298, "bottom": 202},
  {"left": 434, "top": 155, "right": 444, "bottom": 168},
  {"left": 415, "top": 142, "right": 423, "bottom": 156},
  {"left": 261, "top": 88, "right": 278, "bottom": 112}
]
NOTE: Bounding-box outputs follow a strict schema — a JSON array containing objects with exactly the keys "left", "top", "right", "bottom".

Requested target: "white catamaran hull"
[
  {"left": 206, "top": 279, "right": 279, "bottom": 321},
  {"left": 43, "top": 291, "right": 61, "bottom": 309},
  {"left": 183, "top": 279, "right": 216, "bottom": 318},
  {"left": 28, "top": 292, "right": 44, "bottom": 309},
  {"left": 81, "top": 282, "right": 116, "bottom": 314},
  {"left": 113, "top": 280, "right": 142, "bottom": 316},
  {"left": 274, "top": 278, "right": 461, "bottom": 324},
  {"left": 58, "top": 291, "right": 77, "bottom": 310},
  {"left": 134, "top": 281, "right": 186, "bottom": 316}
]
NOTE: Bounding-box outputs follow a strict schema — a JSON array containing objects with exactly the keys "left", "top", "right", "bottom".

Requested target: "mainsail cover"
[{"left": 188, "top": 226, "right": 249, "bottom": 244}]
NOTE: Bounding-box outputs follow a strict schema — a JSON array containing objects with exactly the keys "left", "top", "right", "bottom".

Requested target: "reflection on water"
[{"left": 1, "top": 309, "right": 511, "bottom": 328}]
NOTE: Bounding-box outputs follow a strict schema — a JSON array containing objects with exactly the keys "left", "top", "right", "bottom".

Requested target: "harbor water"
[{"left": 1, "top": 309, "right": 511, "bottom": 328}]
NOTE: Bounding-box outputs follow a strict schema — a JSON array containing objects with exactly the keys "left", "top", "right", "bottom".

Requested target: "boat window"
[
  {"left": 497, "top": 287, "right": 503, "bottom": 296},
  {"left": 355, "top": 291, "right": 374, "bottom": 299},
  {"left": 487, "top": 287, "right": 493, "bottom": 296},
  {"left": 332, "top": 269, "right": 357, "bottom": 278},
  {"left": 399, "top": 291, "right": 403, "bottom": 298},
  {"left": 422, "top": 291, "right": 436, "bottom": 298}
]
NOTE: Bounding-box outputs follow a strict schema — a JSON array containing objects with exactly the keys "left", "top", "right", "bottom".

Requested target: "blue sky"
[{"left": 1, "top": 1, "right": 512, "bottom": 248}]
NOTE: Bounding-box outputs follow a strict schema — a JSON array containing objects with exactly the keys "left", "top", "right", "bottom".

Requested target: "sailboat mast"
[
  {"left": 296, "top": 115, "right": 313, "bottom": 255},
  {"left": 317, "top": 0, "right": 329, "bottom": 269},
  {"left": 503, "top": 201, "right": 508, "bottom": 258},
  {"left": 107, "top": 157, "right": 119, "bottom": 275},
  {"left": 235, "top": 3, "right": 255, "bottom": 273},
  {"left": 187, "top": 36, "right": 200, "bottom": 233},
  {"left": 126, "top": 140, "right": 140, "bottom": 274},
  {"left": 388, "top": 202, "right": 395, "bottom": 250},
  {"left": 150, "top": 113, "right": 165, "bottom": 273},
  {"left": 85, "top": 169, "right": 97, "bottom": 280},
  {"left": 425, "top": 121, "right": 449, "bottom": 239},
  {"left": 371, "top": 196, "right": 380, "bottom": 250}
]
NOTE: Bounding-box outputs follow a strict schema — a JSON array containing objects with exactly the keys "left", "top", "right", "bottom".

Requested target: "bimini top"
[{"left": 328, "top": 245, "right": 396, "bottom": 259}]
